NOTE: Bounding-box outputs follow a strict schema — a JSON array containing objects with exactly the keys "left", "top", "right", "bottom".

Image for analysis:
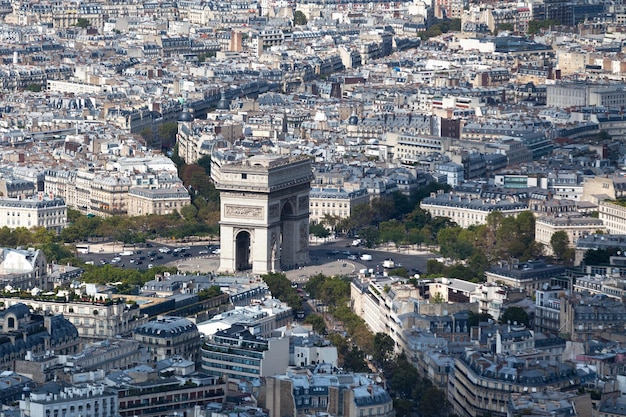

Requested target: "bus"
[{"left": 76, "top": 244, "right": 90, "bottom": 254}]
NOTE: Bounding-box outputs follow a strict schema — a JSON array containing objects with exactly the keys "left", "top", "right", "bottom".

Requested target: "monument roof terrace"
[{"left": 212, "top": 155, "right": 313, "bottom": 193}]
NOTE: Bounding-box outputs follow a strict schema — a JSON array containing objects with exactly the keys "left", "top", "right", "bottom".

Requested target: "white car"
[{"left": 212, "top": 248, "right": 221, "bottom": 254}]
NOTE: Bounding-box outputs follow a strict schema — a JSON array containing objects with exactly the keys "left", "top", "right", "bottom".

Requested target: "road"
[
  {"left": 77, "top": 238, "right": 434, "bottom": 278},
  {"left": 79, "top": 242, "right": 220, "bottom": 270},
  {"left": 308, "top": 238, "right": 433, "bottom": 277}
]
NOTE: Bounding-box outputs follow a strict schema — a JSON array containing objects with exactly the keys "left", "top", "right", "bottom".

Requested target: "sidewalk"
[
  {"left": 284, "top": 259, "right": 361, "bottom": 283},
  {"left": 172, "top": 256, "right": 360, "bottom": 282}
]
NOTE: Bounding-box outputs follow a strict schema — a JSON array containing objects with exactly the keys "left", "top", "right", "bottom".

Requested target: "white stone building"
[
  {"left": 19, "top": 383, "right": 118, "bottom": 417},
  {"left": 0, "top": 194, "right": 66, "bottom": 233},
  {"left": 535, "top": 214, "right": 607, "bottom": 255}
]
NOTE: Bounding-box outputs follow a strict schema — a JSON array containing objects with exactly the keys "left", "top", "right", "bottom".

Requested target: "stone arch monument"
[{"left": 211, "top": 155, "right": 313, "bottom": 275}]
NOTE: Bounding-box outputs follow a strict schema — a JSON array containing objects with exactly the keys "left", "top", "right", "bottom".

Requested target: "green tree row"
[
  {"left": 81, "top": 264, "right": 178, "bottom": 293},
  {"left": 61, "top": 154, "right": 221, "bottom": 243},
  {"left": 261, "top": 272, "right": 303, "bottom": 311},
  {"left": 419, "top": 18, "right": 461, "bottom": 40},
  {"left": 527, "top": 19, "right": 560, "bottom": 35}
]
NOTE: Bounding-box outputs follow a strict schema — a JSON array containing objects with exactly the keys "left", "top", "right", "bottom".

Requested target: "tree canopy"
[
  {"left": 500, "top": 306, "right": 530, "bottom": 327},
  {"left": 261, "top": 272, "right": 302, "bottom": 311},
  {"left": 293, "top": 10, "right": 307, "bottom": 25}
]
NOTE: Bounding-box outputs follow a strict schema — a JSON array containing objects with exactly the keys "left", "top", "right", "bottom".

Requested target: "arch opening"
[{"left": 235, "top": 231, "right": 251, "bottom": 271}]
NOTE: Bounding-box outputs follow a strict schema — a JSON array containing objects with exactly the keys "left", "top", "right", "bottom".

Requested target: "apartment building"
[
  {"left": 0, "top": 247, "right": 48, "bottom": 291},
  {"left": 200, "top": 324, "right": 289, "bottom": 381},
  {"left": 109, "top": 367, "right": 226, "bottom": 417},
  {"left": 0, "top": 304, "right": 80, "bottom": 368},
  {"left": 45, "top": 166, "right": 189, "bottom": 217},
  {"left": 385, "top": 133, "right": 452, "bottom": 163},
  {"left": 468, "top": 283, "right": 511, "bottom": 320},
  {"left": 535, "top": 286, "right": 566, "bottom": 335},
  {"left": 420, "top": 192, "right": 528, "bottom": 228},
  {"left": 197, "top": 300, "right": 292, "bottom": 338},
  {"left": 485, "top": 261, "right": 566, "bottom": 296},
  {"left": 560, "top": 293, "right": 626, "bottom": 341},
  {"left": 449, "top": 349, "right": 594, "bottom": 417},
  {"left": 19, "top": 383, "right": 119, "bottom": 417},
  {"left": 535, "top": 214, "right": 607, "bottom": 255},
  {"left": 599, "top": 201, "right": 626, "bottom": 235},
  {"left": 133, "top": 317, "right": 201, "bottom": 363},
  {"left": 309, "top": 186, "right": 369, "bottom": 223},
  {"left": 126, "top": 186, "right": 190, "bottom": 216},
  {"left": 351, "top": 277, "right": 420, "bottom": 353},
  {"left": 0, "top": 194, "right": 66, "bottom": 233},
  {"left": 260, "top": 370, "right": 394, "bottom": 417},
  {"left": 0, "top": 298, "right": 148, "bottom": 342}
]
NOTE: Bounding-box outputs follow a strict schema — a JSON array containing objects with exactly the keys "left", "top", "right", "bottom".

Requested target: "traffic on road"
[
  {"left": 78, "top": 243, "right": 221, "bottom": 270},
  {"left": 78, "top": 238, "right": 433, "bottom": 276}
]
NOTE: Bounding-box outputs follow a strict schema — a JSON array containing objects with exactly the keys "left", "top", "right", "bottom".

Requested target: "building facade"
[
  {"left": 1, "top": 298, "right": 147, "bottom": 341},
  {"left": 133, "top": 316, "right": 201, "bottom": 363},
  {"left": 0, "top": 248, "right": 48, "bottom": 291},
  {"left": 485, "top": 261, "right": 566, "bottom": 296},
  {"left": 126, "top": 186, "right": 191, "bottom": 216},
  {"left": 0, "top": 194, "right": 66, "bottom": 233},
  {"left": 309, "top": 187, "right": 369, "bottom": 223},
  {"left": 420, "top": 192, "right": 529, "bottom": 228},
  {"left": 0, "top": 304, "right": 80, "bottom": 368},
  {"left": 535, "top": 215, "right": 607, "bottom": 255},
  {"left": 200, "top": 324, "right": 289, "bottom": 381},
  {"left": 20, "top": 383, "right": 119, "bottom": 417},
  {"left": 260, "top": 371, "right": 394, "bottom": 417}
]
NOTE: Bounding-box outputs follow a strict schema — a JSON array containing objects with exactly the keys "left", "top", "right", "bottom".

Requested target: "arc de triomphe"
[{"left": 211, "top": 155, "right": 313, "bottom": 275}]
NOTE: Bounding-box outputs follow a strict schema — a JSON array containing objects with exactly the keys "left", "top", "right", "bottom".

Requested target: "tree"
[
  {"left": 468, "top": 311, "right": 492, "bottom": 327},
  {"left": 418, "top": 386, "right": 451, "bottom": 417},
  {"left": 293, "top": 10, "right": 308, "bottom": 26},
  {"left": 388, "top": 353, "right": 419, "bottom": 398},
  {"left": 309, "top": 222, "right": 330, "bottom": 239},
  {"left": 261, "top": 272, "right": 302, "bottom": 310},
  {"left": 379, "top": 220, "right": 406, "bottom": 247},
  {"left": 372, "top": 333, "right": 395, "bottom": 369},
  {"left": 583, "top": 247, "right": 619, "bottom": 265},
  {"left": 495, "top": 23, "right": 514, "bottom": 34},
  {"left": 431, "top": 292, "right": 446, "bottom": 303},
  {"left": 500, "top": 306, "right": 530, "bottom": 327},
  {"left": 551, "top": 231, "right": 570, "bottom": 261},
  {"left": 75, "top": 18, "right": 90, "bottom": 28},
  {"left": 158, "top": 122, "right": 179, "bottom": 149},
  {"left": 343, "top": 346, "right": 369, "bottom": 372},
  {"left": 597, "top": 130, "right": 612, "bottom": 141},
  {"left": 304, "top": 314, "right": 326, "bottom": 334},
  {"left": 359, "top": 226, "right": 380, "bottom": 248},
  {"left": 25, "top": 84, "right": 42, "bottom": 92},
  {"left": 527, "top": 19, "right": 559, "bottom": 35},
  {"left": 139, "top": 127, "right": 155, "bottom": 145}
]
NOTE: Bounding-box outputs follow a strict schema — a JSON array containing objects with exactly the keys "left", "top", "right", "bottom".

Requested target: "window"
[{"left": 242, "top": 173, "right": 247, "bottom": 179}]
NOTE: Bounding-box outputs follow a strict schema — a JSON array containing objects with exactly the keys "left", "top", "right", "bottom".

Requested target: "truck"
[
  {"left": 383, "top": 258, "right": 395, "bottom": 269},
  {"left": 119, "top": 250, "right": 133, "bottom": 256},
  {"left": 76, "top": 244, "right": 90, "bottom": 254},
  {"left": 360, "top": 253, "right": 372, "bottom": 261}
]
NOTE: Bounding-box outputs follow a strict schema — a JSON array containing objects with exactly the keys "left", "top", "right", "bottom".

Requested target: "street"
[{"left": 77, "top": 237, "right": 434, "bottom": 280}]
